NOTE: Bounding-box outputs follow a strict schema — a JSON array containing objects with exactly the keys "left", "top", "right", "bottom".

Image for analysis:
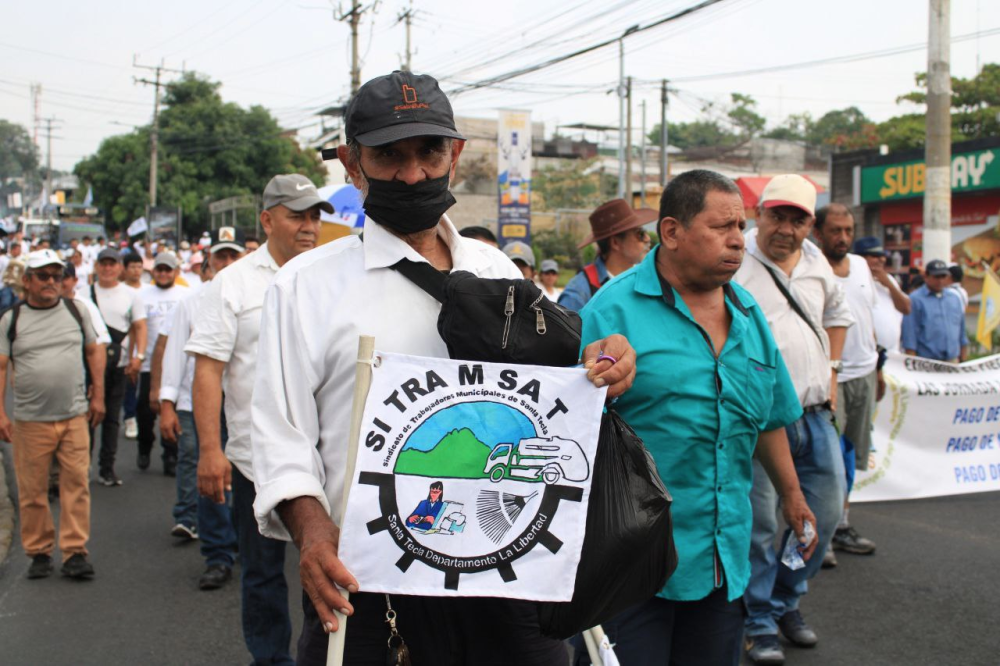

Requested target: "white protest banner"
[
  {"left": 127, "top": 216, "right": 148, "bottom": 237},
  {"left": 853, "top": 353, "right": 1000, "bottom": 502},
  {"left": 339, "top": 351, "right": 606, "bottom": 601}
]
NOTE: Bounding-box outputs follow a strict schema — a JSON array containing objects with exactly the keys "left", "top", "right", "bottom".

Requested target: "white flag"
[
  {"left": 339, "top": 351, "right": 606, "bottom": 601},
  {"left": 127, "top": 216, "right": 148, "bottom": 237}
]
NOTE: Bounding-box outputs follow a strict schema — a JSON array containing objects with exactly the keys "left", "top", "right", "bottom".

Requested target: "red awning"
[{"left": 736, "top": 175, "right": 825, "bottom": 210}]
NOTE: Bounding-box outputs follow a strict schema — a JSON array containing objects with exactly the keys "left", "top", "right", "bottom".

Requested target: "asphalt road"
[{"left": 1, "top": 435, "right": 999, "bottom": 665}]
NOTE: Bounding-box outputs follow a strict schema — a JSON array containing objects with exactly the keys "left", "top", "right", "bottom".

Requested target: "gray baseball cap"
[
  {"left": 503, "top": 241, "right": 535, "bottom": 268},
  {"left": 540, "top": 259, "right": 559, "bottom": 273},
  {"left": 153, "top": 252, "right": 179, "bottom": 270},
  {"left": 263, "top": 174, "right": 334, "bottom": 214},
  {"left": 97, "top": 248, "right": 122, "bottom": 263}
]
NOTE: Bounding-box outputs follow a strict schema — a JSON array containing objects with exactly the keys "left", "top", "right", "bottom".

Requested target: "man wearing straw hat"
[
  {"left": 558, "top": 198, "right": 658, "bottom": 312},
  {"left": 250, "top": 70, "right": 637, "bottom": 665}
]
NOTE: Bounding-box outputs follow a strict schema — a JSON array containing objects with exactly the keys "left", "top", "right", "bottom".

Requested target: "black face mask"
[{"left": 361, "top": 172, "right": 456, "bottom": 235}]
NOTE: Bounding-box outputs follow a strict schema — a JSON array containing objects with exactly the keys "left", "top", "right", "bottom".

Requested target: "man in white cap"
[
  {"left": 733, "top": 174, "right": 853, "bottom": 664},
  {"left": 187, "top": 174, "right": 330, "bottom": 665},
  {"left": 0, "top": 249, "right": 105, "bottom": 579},
  {"left": 136, "top": 252, "right": 187, "bottom": 475}
]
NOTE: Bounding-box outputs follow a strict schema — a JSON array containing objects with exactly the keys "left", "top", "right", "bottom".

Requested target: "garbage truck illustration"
[{"left": 483, "top": 437, "right": 589, "bottom": 485}]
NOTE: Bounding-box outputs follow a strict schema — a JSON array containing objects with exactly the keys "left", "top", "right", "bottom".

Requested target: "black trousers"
[
  {"left": 297, "top": 591, "right": 568, "bottom": 666},
  {"left": 136, "top": 372, "right": 177, "bottom": 462},
  {"left": 571, "top": 587, "right": 744, "bottom": 666},
  {"left": 93, "top": 365, "right": 126, "bottom": 474}
]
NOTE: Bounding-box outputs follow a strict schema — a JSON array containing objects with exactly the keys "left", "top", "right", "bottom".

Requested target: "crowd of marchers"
[{"left": 1, "top": 69, "right": 971, "bottom": 666}]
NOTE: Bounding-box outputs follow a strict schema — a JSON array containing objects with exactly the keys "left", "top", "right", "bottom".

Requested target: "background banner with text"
[{"left": 854, "top": 353, "right": 1000, "bottom": 502}]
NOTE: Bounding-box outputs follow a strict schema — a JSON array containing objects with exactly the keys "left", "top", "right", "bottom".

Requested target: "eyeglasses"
[{"left": 30, "top": 272, "right": 62, "bottom": 282}]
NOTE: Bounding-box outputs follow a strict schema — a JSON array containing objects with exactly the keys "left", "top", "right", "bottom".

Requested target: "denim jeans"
[
  {"left": 744, "top": 409, "right": 846, "bottom": 637},
  {"left": 233, "top": 466, "right": 293, "bottom": 666},
  {"left": 173, "top": 410, "right": 236, "bottom": 569},
  {"left": 122, "top": 376, "right": 137, "bottom": 420}
]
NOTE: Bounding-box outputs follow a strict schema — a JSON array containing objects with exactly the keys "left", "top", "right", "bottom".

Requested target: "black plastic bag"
[{"left": 536, "top": 408, "right": 677, "bottom": 639}]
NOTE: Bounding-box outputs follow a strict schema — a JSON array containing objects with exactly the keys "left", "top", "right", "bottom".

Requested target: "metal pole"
[
  {"left": 44, "top": 118, "right": 53, "bottom": 219},
  {"left": 660, "top": 79, "right": 668, "bottom": 188},
  {"left": 640, "top": 99, "right": 647, "bottom": 205},
  {"left": 350, "top": 0, "right": 362, "bottom": 94},
  {"left": 617, "top": 38, "right": 626, "bottom": 199},
  {"left": 924, "top": 0, "right": 952, "bottom": 264},
  {"left": 625, "top": 77, "right": 633, "bottom": 206},
  {"left": 149, "top": 66, "right": 162, "bottom": 207}
]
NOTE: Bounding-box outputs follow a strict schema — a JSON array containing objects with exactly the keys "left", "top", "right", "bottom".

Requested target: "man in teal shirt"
[{"left": 577, "top": 170, "right": 816, "bottom": 665}]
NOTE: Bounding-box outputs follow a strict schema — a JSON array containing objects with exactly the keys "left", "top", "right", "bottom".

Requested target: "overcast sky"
[{"left": 3, "top": 0, "right": 998, "bottom": 172}]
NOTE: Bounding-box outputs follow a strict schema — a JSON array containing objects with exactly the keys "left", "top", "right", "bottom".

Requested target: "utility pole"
[
  {"left": 134, "top": 57, "right": 184, "bottom": 208},
  {"left": 640, "top": 100, "right": 647, "bottom": 205},
  {"left": 924, "top": 0, "right": 951, "bottom": 264},
  {"left": 659, "top": 79, "right": 669, "bottom": 188},
  {"left": 616, "top": 25, "right": 638, "bottom": 199},
  {"left": 30, "top": 83, "right": 42, "bottom": 146},
  {"left": 337, "top": 1, "right": 377, "bottom": 93},
  {"left": 397, "top": 0, "right": 414, "bottom": 71},
  {"left": 625, "top": 77, "right": 633, "bottom": 206},
  {"left": 39, "top": 117, "right": 61, "bottom": 219}
]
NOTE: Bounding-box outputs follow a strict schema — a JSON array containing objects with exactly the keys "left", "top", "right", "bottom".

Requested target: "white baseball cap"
[
  {"left": 25, "top": 249, "right": 63, "bottom": 270},
  {"left": 760, "top": 174, "right": 817, "bottom": 217}
]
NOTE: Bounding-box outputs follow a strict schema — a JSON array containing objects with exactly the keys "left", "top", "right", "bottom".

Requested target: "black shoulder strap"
[
  {"left": 62, "top": 298, "right": 86, "bottom": 338},
  {"left": 90, "top": 283, "right": 98, "bottom": 308},
  {"left": 390, "top": 258, "right": 447, "bottom": 303},
  {"left": 7, "top": 301, "right": 21, "bottom": 348},
  {"left": 753, "top": 255, "right": 826, "bottom": 348}
]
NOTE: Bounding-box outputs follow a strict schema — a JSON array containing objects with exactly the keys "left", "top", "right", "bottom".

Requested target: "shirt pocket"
[{"left": 745, "top": 358, "right": 776, "bottom": 426}]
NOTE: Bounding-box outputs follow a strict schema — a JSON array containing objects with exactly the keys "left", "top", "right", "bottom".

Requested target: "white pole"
[{"left": 327, "top": 335, "right": 376, "bottom": 666}]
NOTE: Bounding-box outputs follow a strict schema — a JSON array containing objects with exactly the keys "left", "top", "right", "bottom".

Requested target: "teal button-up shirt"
[{"left": 580, "top": 248, "right": 802, "bottom": 602}]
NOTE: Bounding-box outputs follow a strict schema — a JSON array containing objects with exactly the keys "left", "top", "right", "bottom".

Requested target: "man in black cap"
[
  {"left": 250, "top": 71, "right": 637, "bottom": 665},
  {"left": 902, "top": 259, "right": 969, "bottom": 362}
]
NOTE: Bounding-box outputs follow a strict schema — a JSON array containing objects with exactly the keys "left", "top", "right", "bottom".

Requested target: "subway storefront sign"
[{"left": 861, "top": 148, "right": 999, "bottom": 203}]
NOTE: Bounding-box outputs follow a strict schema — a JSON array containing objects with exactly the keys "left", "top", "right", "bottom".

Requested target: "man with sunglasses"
[
  {"left": 135, "top": 252, "right": 187, "bottom": 476},
  {"left": 0, "top": 249, "right": 105, "bottom": 579},
  {"left": 559, "top": 199, "right": 657, "bottom": 312}
]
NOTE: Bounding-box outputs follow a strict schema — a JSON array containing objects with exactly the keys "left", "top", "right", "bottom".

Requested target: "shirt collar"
[
  {"left": 361, "top": 214, "right": 490, "bottom": 274},
  {"left": 636, "top": 245, "right": 750, "bottom": 317},
  {"left": 253, "top": 241, "right": 281, "bottom": 272}
]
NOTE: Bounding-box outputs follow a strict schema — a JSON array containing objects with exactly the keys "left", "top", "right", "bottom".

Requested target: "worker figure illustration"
[{"left": 407, "top": 481, "right": 445, "bottom": 529}]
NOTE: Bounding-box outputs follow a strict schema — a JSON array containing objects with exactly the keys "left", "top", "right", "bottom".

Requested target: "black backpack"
[{"left": 391, "top": 258, "right": 582, "bottom": 367}]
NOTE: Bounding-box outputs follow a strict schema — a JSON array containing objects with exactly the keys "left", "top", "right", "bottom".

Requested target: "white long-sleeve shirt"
[
  {"left": 250, "top": 216, "right": 521, "bottom": 541},
  {"left": 159, "top": 290, "right": 200, "bottom": 412},
  {"left": 733, "top": 229, "right": 854, "bottom": 408},
  {"left": 185, "top": 242, "right": 280, "bottom": 481}
]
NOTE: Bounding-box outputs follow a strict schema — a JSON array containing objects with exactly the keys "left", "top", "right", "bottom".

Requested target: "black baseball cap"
[
  {"left": 345, "top": 71, "right": 465, "bottom": 147},
  {"left": 210, "top": 226, "right": 246, "bottom": 254},
  {"left": 925, "top": 259, "right": 950, "bottom": 277}
]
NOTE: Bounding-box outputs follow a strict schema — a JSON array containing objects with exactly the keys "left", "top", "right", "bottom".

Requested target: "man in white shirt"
[
  {"left": 853, "top": 237, "right": 911, "bottom": 353},
  {"left": 538, "top": 258, "right": 563, "bottom": 301},
  {"left": 187, "top": 181, "right": 330, "bottom": 665},
  {"left": 733, "top": 175, "right": 853, "bottom": 664},
  {"left": 91, "top": 248, "right": 147, "bottom": 486},
  {"left": 249, "top": 71, "right": 637, "bottom": 665},
  {"left": 814, "top": 205, "right": 882, "bottom": 567},
  {"left": 136, "top": 252, "right": 187, "bottom": 476},
  {"left": 158, "top": 231, "right": 243, "bottom": 590},
  {"left": 68, "top": 250, "right": 92, "bottom": 300}
]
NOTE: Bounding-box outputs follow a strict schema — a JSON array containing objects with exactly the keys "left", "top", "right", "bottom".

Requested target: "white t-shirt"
[
  {"left": 139, "top": 283, "right": 188, "bottom": 372},
  {"left": 539, "top": 284, "right": 563, "bottom": 301},
  {"left": 873, "top": 275, "right": 905, "bottom": 353},
  {"left": 836, "top": 254, "right": 879, "bottom": 382},
  {"left": 80, "top": 297, "right": 112, "bottom": 346},
  {"left": 91, "top": 282, "right": 147, "bottom": 368},
  {"left": 72, "top": 262, "right": 92, "bottom": 300}
]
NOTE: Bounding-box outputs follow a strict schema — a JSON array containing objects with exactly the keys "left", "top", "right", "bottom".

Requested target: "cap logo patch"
[
  {"left": 395, "top": 83, "right": 429, "bottom": 112},
  {"left": 220, "top": 227, "right": 235, "bottom": 242}
]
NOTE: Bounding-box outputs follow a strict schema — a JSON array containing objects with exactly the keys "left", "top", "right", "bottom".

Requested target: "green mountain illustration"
[{"left": 395, "top": 427, "right": 492, "bottom": 478}]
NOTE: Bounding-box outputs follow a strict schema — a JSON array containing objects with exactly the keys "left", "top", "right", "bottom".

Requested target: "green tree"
[
  {"left": 763, "top": 112, "right": 814, "bottom": 142},
  {"left": 727, "top": 93, "right": 766, "bottom": 139},
  {"left": 0, "top": 120, "right": 40, "bottom": 183},
  {"left": 75, "top": 72, "right": 325, "bottom": 231},
  {"left": 806, "top": 107, "right": 873, "bottom": 146},
  {"left": 896, "top": 63, "right": 1000, "bottom": 143},
  {"left": 531, "top": 158, "right": 615, "bottom": 211}
]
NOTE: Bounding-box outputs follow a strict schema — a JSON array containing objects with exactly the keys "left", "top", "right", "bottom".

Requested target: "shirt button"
[
  {"left": 718, "top": 443, "right": 724, "bottom": 450},
  {"left": 717, "top": 485, "right": 723, "bottom": 492}
]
